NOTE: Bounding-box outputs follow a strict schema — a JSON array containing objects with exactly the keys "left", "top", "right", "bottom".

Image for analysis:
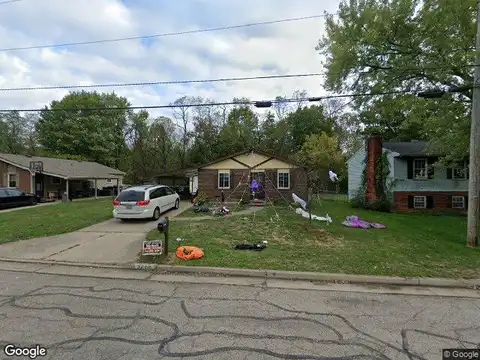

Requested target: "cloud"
[{"left": 0, "top": 0, "right": 341, "bottom": 120}]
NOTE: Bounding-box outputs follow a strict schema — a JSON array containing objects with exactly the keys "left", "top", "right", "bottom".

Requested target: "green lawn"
[
  {"left": 144, "top": 199, "right": 480, "bottom": 279},
  {"left": 175, "top": 201, "right": 251, "bottom": 218},
  {"left": 0, "top": 199, "right": 113, "bottom": 244}
]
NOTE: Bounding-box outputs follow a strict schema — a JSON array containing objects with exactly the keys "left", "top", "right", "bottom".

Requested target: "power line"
[
  {"left": 0, "top": 64, "right": 476, "bottom": 92},
  {"left": 0, "top": 0, "right": 21, "bottom": 4},
  {"left": 0, "top": 73, "right": 325, "bottom": 92},
  {"left": 0, "top": 90, "right": 415, "bottom": 113},
  {"left": 0, "top": 14, "right": 333, "bottom": 53}
]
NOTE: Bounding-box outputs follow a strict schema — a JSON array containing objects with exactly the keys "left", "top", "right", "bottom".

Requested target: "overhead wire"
[
  {"left": 0, "top": 90, "right": 422, "bottom": 113},
  {"left": 0, "top": 73, "right": 325, "bottom": 91},
  {"left": 0, "top": 14, "right": 334, "bottom": 52},
  {"left": 0, "top": 0, "right": 21, "bottom": 4},
  {"left": 0, "top": 64, "right": 475, "bottom": 92}
]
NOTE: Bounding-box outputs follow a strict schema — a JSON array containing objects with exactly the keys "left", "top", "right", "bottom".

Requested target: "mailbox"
[
  {"left": 156, "top": 217, "right": 170, "bottom": 257},
  {"left": 157, "top": 219, "right": 168, "bottom": 232}
]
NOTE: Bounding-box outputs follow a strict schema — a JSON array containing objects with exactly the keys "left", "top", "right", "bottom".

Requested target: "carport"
[
  {"left": 0, "top": 153, "right": 125, "bottom": 201},
  {"left": 155, "top": 168, "right": 197, "bottom": 200}
]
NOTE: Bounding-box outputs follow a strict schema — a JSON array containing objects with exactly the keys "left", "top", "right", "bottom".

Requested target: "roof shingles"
[
  {"left": 382, "top": 141, "right": 428, "bottom": 156},
  {"left": 0, "top": 153, "right": 125, "bottom": 179}
]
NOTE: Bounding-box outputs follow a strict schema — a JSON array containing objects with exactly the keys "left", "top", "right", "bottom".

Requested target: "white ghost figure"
[{"left": 329, "top": 170, "right": 339, "bottom": 182}]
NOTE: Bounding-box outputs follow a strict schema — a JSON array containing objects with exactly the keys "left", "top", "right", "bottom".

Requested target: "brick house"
[
  {"left": 158, "top": 149, "right": 308, "bottom": 203},
  {"left": 0, "top": 153, "right": 125, "bottom": 201},
  {"left": 347, "top": 136, "right": 469, "bottom": 213}
]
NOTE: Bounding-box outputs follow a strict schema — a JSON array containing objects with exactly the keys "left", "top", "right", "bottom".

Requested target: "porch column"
[
  {"left": 117, "top": 178, "right": 120, "bottom": 196},
  {"left": 94, "top": 179, "right": 98, "bottom": 199},
  {"left": 30, "top": 174, "right": 34, "bottom": 194},
  {"left": 66, "top": 179, "right": 69, "bottom": 199}
]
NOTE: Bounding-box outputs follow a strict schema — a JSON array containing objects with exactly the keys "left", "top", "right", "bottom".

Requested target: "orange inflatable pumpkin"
[{"left": 176, "top": 246, "right": 204, "bottom": 260}]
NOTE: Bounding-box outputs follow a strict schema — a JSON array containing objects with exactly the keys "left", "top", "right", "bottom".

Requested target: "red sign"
[{"left": 142, "top": 240, "right": 163, "bottom": 255}]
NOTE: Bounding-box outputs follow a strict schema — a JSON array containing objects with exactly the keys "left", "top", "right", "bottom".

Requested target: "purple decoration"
[
  {"left": 342, "top": 215, "right": 386, "bottom": 229},
  {"left": 250, "top": 179, "right": 259, "bottom": 192}
]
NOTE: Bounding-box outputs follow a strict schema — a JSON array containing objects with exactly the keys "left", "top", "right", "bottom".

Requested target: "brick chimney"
[{"left": 365, "top": 135, "right": 382, "bottom": 203}]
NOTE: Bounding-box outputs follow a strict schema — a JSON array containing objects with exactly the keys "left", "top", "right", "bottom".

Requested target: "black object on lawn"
[{"left": 234, "top": 243, "right": 267, "bottom": 251}]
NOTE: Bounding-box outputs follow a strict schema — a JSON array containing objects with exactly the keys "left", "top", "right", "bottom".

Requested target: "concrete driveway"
[{"left": 0, "top": 201, "right": 192, "bottom": 265}]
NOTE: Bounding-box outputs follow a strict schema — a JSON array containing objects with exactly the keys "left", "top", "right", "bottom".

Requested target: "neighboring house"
[
  {"left": 348, "top": 136, "right": 469, "bottom": 213},
  {"left": 0, "top": 153, "right": 125, "bottom": 201},
  {"left": 157, "top": 149, "right": 308, "bottom": 202}
]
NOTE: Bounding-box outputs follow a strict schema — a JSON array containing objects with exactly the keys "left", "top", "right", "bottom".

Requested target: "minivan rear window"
[{"left": 116, "top": 190, "right": 145, "bottom": 202}]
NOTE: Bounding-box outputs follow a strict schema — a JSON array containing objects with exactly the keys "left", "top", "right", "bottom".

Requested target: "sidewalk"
[{"left": 0, "top": 259, "right": 478, "bottom": 298}]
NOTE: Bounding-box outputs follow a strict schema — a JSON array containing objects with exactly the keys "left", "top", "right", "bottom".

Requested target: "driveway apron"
[{"left": 0, "top": 201, "right": 192, "bottom": 265}]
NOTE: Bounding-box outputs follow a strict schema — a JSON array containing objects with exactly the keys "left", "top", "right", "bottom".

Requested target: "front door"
[
  {"left": 250, "top": 171, "right": 265, "bottom": 200},
  {"left": 35, "top": 174, "right": 44, "bottom": 199}
]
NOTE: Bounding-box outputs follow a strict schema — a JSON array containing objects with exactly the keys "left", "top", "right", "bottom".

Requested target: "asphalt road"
[{"left": 0, "top": 270, "right": 479, "bottom": 360}]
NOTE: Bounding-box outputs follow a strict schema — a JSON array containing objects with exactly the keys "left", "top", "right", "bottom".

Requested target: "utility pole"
[{"left": 467, "top": 0, "right": 480, "bottom": 248}]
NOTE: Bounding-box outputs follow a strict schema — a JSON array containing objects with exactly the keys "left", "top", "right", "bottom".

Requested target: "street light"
[{"left": 417, "top": 85, "right": 473, "bottom": 98}]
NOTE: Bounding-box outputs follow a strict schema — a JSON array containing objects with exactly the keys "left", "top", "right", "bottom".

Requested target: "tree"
[
  {"left": 148, "top": 116, "right": 176, "bottom": 172},
  {"left": 126, "top": 110, "right": 150, "bottom": 184},
  {"left": 0, "top": 111, "right": 28, "bottom": 154},
  {"left": 188, "top": 102, "right": 223, "bottom": 165},
  {"left": 298, "top": 132, "right": 345, "bottom": 190},
  {"left": 316, "top": 0, "right": 476, "bottom": 161},
  {"left": 217, "top": 98, "right": 260, "bottom": 155},
  {"left": 36, "top": 91, "right": 130, "bottom": 165},
  {"left": 171, "top": 96, "right": 202, "bottom": 168},
  {"left": 284, "top": 105, "right": 336, "bottom": 153},
  {"left": 297, "top": 132, "right": 345, "bottom": 222}
]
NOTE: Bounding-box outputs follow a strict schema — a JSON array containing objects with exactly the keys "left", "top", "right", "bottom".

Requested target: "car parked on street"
[
  {"left": 0, "top": 187, "right": 38, "bottom": 210},
  {"left": 112, "top": 184, "right": 180, "bottom": 221}
]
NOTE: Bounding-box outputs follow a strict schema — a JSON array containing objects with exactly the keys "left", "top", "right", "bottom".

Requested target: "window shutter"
[
  {"left": 407, "top": 159, "right": 413, "bottom": 179},
  {"left": 408, "top": 195, "right": 414, "bottom": 209},
  {"left": 447, "top": 195, "right": 452, "bottom": 208},
  {"left": 426, "top": 196, "right": 434, "bottom": 209},
  {"left": 465, "top": 195, "right": 468, "bottom": 209},
  {"left": 446, "top": 168, "right": 452, "bottom": 179},
  {"left": 229, "top": 171, "right": 234, "bottom": 189},
  {"left": 215, "top": 171, "right": 219, "bottom": 189},
  {"left": 289, "top": 170, "right": 294, "bottom": 189}
]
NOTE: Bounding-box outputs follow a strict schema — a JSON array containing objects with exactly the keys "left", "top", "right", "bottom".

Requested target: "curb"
[{"left": 0, "top": 258, "right": 479, "bottom": 289}]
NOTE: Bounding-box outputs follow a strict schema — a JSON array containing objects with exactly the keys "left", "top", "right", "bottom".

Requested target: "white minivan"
[{"left": 113, "top": 185, "right": 180, "bottom": 221}]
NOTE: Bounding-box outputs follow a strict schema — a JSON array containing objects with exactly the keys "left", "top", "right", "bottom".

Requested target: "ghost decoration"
[{"left": 329, "top": 170, "right": 339, "bottom": 182}]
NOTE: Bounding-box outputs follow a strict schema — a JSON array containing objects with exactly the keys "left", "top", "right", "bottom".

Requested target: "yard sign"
[{"left": 142, "top": 240, "right": 163, "bottom": 255}]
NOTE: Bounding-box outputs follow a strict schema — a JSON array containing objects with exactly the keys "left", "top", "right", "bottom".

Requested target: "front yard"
[
  {"left": 175, "top": 201, "right": 252, "bottom": 218},
  {"left": 145, "top": 198, "right": 480, "bottom": 278},
  {"left": 0, "top": 199, "right": 113, "bottom": 244}
]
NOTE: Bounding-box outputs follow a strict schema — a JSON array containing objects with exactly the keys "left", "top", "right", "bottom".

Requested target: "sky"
[{"left": 0, "top": 0, "right": 341, "bottom": 119}]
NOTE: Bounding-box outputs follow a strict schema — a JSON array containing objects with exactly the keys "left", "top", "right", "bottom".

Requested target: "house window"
[
  {"left": 52, "top": 177, "right": 61, "bottom": 184},
  {"left": 105, "top": 178, "right": 112, "bottom": 184},
  {"left": 413, "top": 159, "right": 428, "bottom": 179},
  {"left": 413, "top": 196, "right": 426, "bottom": 209},
  {"left": 453, "top": 162, "right": 468, "bottom": 180},
  {"left": 452, "top": 196, "right": 465, "bottom": 209},
  {"left": 8, "top": 173, "right": 17, "bottom": 188},
  {"left": 218, "top": 171, "right": 230, "bottom": 189},
  {"left": 277, "top": 170, "right": 290, "bottom": 189}
]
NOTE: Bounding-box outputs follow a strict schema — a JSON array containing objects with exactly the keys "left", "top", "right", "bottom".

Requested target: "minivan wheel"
[
  {"left": 152, "top": 207, "right": 161, "bottom": 221},
  {"left": 174, "top": 199, "right": 180, "bottom": 209}
]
